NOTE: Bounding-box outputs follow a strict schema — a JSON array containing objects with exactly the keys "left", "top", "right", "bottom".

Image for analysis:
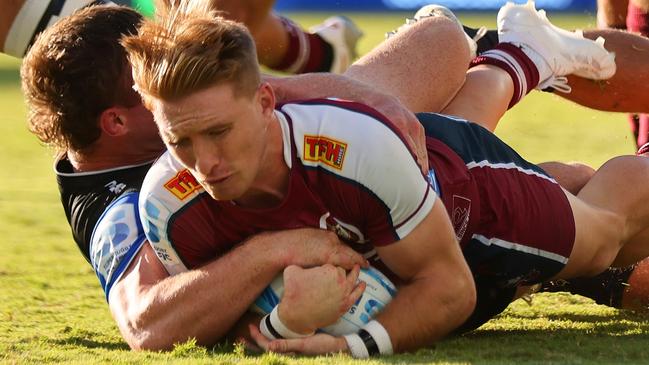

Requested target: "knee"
[
  {"left": 540, "top": 161, "right": 596, "bottom": 194},
  {"left": 411, "top": 16, "right": 471, "bottom": 64},
  {"left": 567, "top": 162, "right": 596, "bottom": 190},
  {"left": 601, "top": 155, "right": 649, "bottom": 185}
]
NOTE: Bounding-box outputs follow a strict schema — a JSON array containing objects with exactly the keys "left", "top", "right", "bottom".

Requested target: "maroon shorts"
[{"left": 419, "top": 112, "right": 576, "bottom": 289}]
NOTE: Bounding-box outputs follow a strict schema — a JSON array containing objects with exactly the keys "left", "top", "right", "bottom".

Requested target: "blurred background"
[{"left": 115, "top": 0, "right": 598, "bottom": 13}]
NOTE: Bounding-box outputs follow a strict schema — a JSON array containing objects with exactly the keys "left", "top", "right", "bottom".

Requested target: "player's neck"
[
  {"left": 67, "top": 145, "right": 163, "bottom": 172},
  {"left": 234, "top": 115, "right": 289, "bottom": 208}
]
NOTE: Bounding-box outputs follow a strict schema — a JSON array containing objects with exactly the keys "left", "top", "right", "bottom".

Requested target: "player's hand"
[
  {"left": 249, "top": 324, "right": 349, "bottom": 355},
  {"left": 277, "top": 264, "right": 366, "bottom": 335},
  {"left": 273, "top": 228, "right": 368, "bottom": 270},
  {"left": 366, "top": 93, "right": 429, "bottom": 173}
]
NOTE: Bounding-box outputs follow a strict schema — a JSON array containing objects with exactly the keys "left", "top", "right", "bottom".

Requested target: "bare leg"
[
  {"left": 206, "top": 0, "right": 286, "bottom": 67},
  {"left": 631, "top": 0, "right": 649, "bottom": 12},
  {"left": 253, "top": 13, "right": 291, "bottom": 68},
  {"left": 537, "top": 161, "right": 596, "bottom": 194},
  {"left": 344, "top": 16, "right": 470, "bottom": 113},
  {"left": 598, "top": 0, "right": 629, "bottom": 28},
  {"left": 440, "top": 66, "right": 512, "bottom": 131},
  {"left": 559, "top": 156, "right": 649, "bottom": 279},
  {"left": 204, "top": 0, "right": 360, "bottom": 73},
  {"left": 559, "top": 29, "right": 649, "bottom": 113}
]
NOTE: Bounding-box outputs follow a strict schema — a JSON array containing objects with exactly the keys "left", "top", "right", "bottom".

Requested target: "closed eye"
[
  {"left": 167, "top": 138, "right": 189, "bottom": 149},
  {"left": 206, "top": 126, "right": 231, "bottom": 138}
]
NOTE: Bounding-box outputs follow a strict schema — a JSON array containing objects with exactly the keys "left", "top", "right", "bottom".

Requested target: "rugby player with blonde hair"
[{"left": 123, "top": 1, "right": 649, "bottom": 356}]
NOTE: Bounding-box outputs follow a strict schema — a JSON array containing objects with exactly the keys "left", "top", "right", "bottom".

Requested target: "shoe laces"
[
  {"left": 538, "top": 76, "right": 571, "bottom": 93},
  {"left": 471, "top": 26, "right": 488, "bottom": 43}
]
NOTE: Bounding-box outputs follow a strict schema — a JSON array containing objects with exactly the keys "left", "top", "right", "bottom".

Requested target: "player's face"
[{"left": 153, "top": 82, "right": 273, "bottom": 202}]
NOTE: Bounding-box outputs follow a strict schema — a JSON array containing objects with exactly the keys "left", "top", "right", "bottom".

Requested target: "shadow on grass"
[
  {"left": 47, "top": 327, "right": 129, "bottom": 351},
  {"left": 49, "top": 336, "right": 130, "bottom": 351},
  {"left": 496, "top": 310, "right": 649, "bottom": 325},
  {"left": 353, "top": 310, "right": 649, "bottom": 365}
]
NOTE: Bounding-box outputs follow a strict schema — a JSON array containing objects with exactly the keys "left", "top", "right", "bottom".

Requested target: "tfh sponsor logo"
[
  {"left": 304, "top": 135, "right": 347, "bottom": 170},
  {"left": 164, "top": 169, "right": 202, "bottom": 200}
]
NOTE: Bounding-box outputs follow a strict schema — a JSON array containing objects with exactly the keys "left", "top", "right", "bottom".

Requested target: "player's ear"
[
  {"left": 99, "top": 106, "right": 129, "bottom": 137},
  {"left": 257, "top": 82, "right": 276, "bottom": 117}
]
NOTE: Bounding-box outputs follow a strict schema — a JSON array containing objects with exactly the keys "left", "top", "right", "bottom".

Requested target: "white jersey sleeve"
[{"left": 138, "top": 152, "right": 202, "bottom": 275}]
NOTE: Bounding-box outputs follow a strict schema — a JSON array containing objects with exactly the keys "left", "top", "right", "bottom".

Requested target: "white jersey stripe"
[
  {"left": 472, "top": 234, "right": 568, "bottom": 264},
  {"left": 466, "top": 160, "right": 557, "bottom": 183}
]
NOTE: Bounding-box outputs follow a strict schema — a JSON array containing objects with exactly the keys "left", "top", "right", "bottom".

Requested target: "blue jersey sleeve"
[{"left": 89, "top": 192, "right": 147, "bottom": 301}]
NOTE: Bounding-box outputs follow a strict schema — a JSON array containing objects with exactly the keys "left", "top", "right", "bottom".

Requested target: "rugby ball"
[{"left": 250, "top": 266, "right": 397, "bottom": 336}]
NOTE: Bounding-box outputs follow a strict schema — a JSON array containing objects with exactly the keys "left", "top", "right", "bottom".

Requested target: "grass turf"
[{"left": 1, "top": 12, "right": 647, "bottom": 365}]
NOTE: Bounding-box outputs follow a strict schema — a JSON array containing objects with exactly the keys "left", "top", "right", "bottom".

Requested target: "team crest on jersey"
[
  {"left": 451, "top": 195, "right": 471, "bottom": 241},
  {"left": 164, "top": 169, "right": 202, "bottom": 200},
  {"left": 304, "top": 135, "right": 347, "bottom": 170},
  {"left": 319, "top": 212, "right": 367, "bottom": 244}
]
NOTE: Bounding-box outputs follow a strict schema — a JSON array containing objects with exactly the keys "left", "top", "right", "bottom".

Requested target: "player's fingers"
[
  {"left": 267, "top": 338, "right": 303, "bottom": 354},
  {"left": 330, "top": 247, "right": 368, "bottom": 269},
  {"left": 404, "top": 132, "right": 428, "bottom": 175},
  {"left": 345, "top": 264, "right": 361, "bottom": 290},
  {"left": 410, "top": 115, "right": 429, "bottom": 173},
  {"left": 417, "top": 140, "right": 429, "bottom": 173},
  {"left": 346, "top": 281, "right": 366, "bottom": 310},
  {"left": 248, "top": 324, "right": 271, "bottom": 351}
]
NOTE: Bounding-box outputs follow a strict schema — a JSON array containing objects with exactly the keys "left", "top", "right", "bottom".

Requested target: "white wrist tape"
[
  {"left": 4, "top": 0, "right": 113, "bottom": 57},
  {"left": 259, "top": 306, "right": 314, "bottom": 340},
  {"left": 343, "top": 333, "right": 370, "bottom": 359},
  {"left": 363, "top": 320, "right": 393, "bottom": 355}
]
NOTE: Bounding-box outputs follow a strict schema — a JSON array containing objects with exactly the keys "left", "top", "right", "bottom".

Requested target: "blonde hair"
[{"left": 122, "top": 0, "right": 260, "bottom": 109}]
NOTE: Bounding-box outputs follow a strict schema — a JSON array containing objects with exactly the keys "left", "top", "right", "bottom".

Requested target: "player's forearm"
[
  {"left": 372, "top": 201, "right": 477, "bottom": 353},
  {"left": 377, "top": 266, "right": 476, "bottom": 352},
  {"left": 265, "top": 73, "right": 379, "bottom": 104},
  {"left": 116, "top": 234, "right": 288, "bottom": 351}
]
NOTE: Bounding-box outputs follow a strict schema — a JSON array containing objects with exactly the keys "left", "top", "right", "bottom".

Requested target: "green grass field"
[{"left": 1, "top": 12, "right": 647, "bottom": 365}]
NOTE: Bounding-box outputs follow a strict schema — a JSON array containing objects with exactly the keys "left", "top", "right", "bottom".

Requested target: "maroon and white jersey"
[{"left": 139, "top": 99, "right": 435, "bottom": 274}]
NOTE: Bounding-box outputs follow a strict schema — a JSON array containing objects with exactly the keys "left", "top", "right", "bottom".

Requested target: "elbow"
[
  {"left": 112, "top": 297, "right": 177, "bottom": 352},
  {"left": 120, "top": 311, "right": 174, "bottom": 352},
  {"left": 455, "top": 272, "right": 477, "bottom": 324},
  {"left": 127, "top": 332, "right": 174, "bottom": 352},
  {"left": 437, "top": 267, "right": 476, "bottom": 331}
]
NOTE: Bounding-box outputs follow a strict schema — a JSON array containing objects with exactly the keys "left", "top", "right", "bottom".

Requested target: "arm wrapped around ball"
[{"left": 251, "top": 265, "right": 397, "bottom": 340}]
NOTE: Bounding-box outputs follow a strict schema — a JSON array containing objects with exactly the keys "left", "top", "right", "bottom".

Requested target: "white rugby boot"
[
  {"left": 310, "top": 16, "right": 363, "bottom": 74},
  {"left": 498, "top": 1, "right": 616, "bottom": 91}
]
